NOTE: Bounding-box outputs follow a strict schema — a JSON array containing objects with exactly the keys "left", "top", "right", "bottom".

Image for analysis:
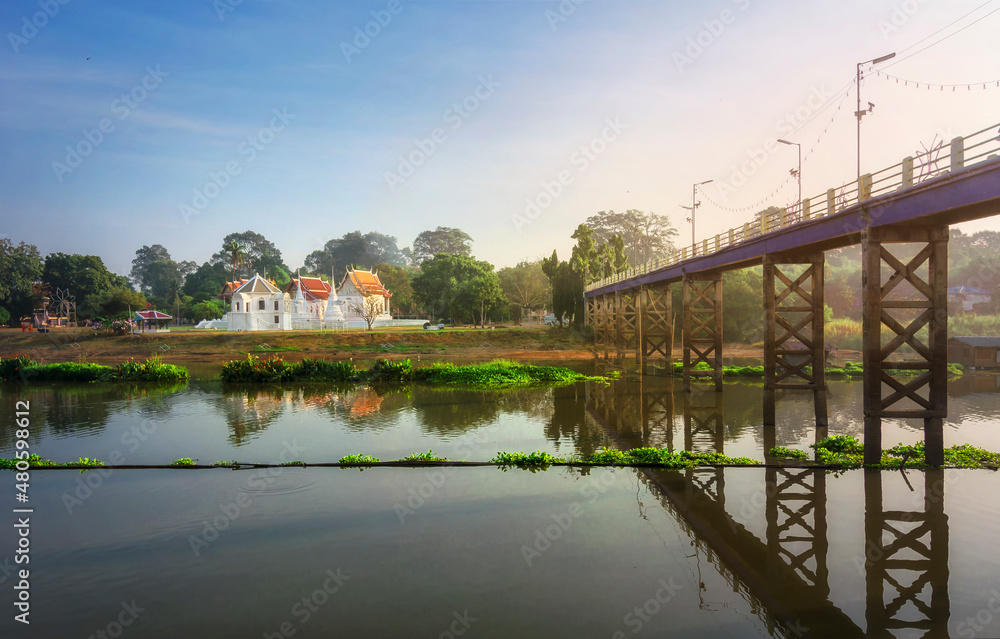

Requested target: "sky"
[{"left": 1, "top": 0, "right": 999, "bottom": 277}]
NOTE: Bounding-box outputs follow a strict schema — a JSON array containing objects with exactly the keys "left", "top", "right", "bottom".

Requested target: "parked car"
[{"left": 544, "top": 314, "right": 558, "bottom": 326}]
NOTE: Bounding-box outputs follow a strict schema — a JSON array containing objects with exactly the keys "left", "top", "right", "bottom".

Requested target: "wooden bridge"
[{"left": 584, "top": 123, "right": 1000, "bottom": 465}]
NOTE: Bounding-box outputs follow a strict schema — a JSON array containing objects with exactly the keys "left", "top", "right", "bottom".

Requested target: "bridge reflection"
[{"left": 586, "top": 378, "right": 950, "bottom": 638}]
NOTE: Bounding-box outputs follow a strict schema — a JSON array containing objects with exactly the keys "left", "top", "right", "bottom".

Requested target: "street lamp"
[
  {"left": 680, "top": 179, "right": 713, "bottom": 248},
  {"left": 856, "top": 52, "right": 895, "bottom": 181},
  {"left": 777, "top": 138, "right": 801, "bottom": 212}
]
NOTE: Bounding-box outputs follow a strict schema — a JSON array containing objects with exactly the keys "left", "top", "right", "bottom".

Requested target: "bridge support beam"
[
  {"left": 763, "top": 254, "right": 828, "bottom": 429},
  {"left": 594, "top": 294, "right": 613, "bottom": 360},
  {"left": 861, "top": 225, "right": 948, "bottom": 466},
  {"left": 615, "top": 289, "right": 641, "bottom": 362},
  {"left": 639, "top": 284, "right": 672, "bottom": 374},
  {"left": 683, "top": 274, "right": 723, "bottom": 392}
]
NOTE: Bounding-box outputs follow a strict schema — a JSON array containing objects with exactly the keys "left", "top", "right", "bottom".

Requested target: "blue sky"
[{"left": 2, "top": 0, "right": 998, "bottom": 276}]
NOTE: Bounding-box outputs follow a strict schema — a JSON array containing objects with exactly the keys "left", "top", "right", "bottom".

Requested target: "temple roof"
[
  {"left": 232, "top": 273, "right": 281, "bottom": 295},
  {"left": 339, "top": 268, "right": 391, "bottom": 297},
  {"left": 287, "top": 276, "right": 333, "bottom": 301}
]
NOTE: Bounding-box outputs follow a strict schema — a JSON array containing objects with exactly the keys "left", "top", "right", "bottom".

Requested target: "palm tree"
[{"left": 222, "top": 240, "right": 247, "bottom": 287}]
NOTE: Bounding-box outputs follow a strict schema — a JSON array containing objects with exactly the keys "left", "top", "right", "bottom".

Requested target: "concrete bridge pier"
[
  {"left": 682, "top": 273, "right": 724, "bottom": 392},
  {"left": 861, "top": 225, "right": 948, "bottom": 466},
  {"left": 762, "top": 254, "right": 828, "bottom": 429}
]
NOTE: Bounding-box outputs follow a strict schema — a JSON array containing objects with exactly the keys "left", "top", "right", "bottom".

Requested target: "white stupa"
[{"left": 323, "top": 267, "right": 346, "bottom": 328}]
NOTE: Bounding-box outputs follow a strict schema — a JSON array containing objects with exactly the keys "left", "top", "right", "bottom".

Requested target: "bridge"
[{"left": 584, "top": 122, "right": 1000, "bottom": 465}]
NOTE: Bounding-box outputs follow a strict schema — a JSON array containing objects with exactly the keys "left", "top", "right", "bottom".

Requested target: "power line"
[{"left": 884, "top": 3, "right": 1000, "bottom": 69}]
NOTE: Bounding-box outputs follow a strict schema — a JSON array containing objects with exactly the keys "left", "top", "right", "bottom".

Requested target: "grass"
[
  {"left": 220, "top": 356, "right": 611, "bottom": 388},
  {"left": 0, "top": 355, "right": 189, "bottom": 384}
]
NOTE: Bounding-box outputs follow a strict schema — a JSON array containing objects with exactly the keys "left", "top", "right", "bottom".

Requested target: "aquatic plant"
[
  {"left": 769, "top": 446, "right": 809, "bottom": 461},
  {"left": 491, "top": 450, "right": 560, "bottom": 471},
  {"left": 170, "top": 458, "right": 197, "bottom": 466},
  {"left": 339, "top": 454, "right": 380, "bottom": 464},
  {"left": 0, "top": 355, "right": 188, "bottom": 384},
  {"left": 399, "top": 450, "right": 447, "bottom": 462}
]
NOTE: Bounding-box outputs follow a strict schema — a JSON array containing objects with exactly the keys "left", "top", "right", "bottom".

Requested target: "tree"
[
  {"left": 498, "top": 261, "right": 551, "bottom": 323},
  {"left": 302, "top": 231, "right": 406, "bottom": 284},
  {"left": 350, "top": 295, "right": 383, "bottom": 331},
  {"left": 374, "top": 263, "right": 416, "bottom": 314},
  {"left": 183, "top": 261, "right": 228, "bottom": 301},
  {"left": 542, "top": 224, "right": 628, "bottom": 330},
  {"left": 412, "top": 227, "right": 473, "bottom": 264},
  {"left": 130, "top": 244, "right": 172, "bottom": 294},
  {"left": 412, "top": 254, "right": 503, "bottom": 324},
  {"left": 458, "top": 273, "right": 507, "bottom": 328},
  {"left": 190, "top": 299, "right": 225, "bottom": 322},
  {"left": 0, "top": 239, "right": 43, "bottom": 324},
  {"left": 221, "top": 239, "right": 247, "bottom": 285},
  {"left": 585, "top": 210, "right": 677, "bottom": 265},
  {"left": 89, "top": 287, "right": 148, "bottom": 318},
  {"left": 42, "top": 253, "right": 128, "bottom": 319},
  {"left": 212, "top": 231, "right": 287, "bottom": 280}
]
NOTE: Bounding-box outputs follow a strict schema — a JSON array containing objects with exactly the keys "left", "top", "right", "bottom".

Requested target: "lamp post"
[
  {"left": 856, "top": 52, "right": 895, "bottom": 181},
  {"left": 777, "top": 138, "right": 801, "bottom": 212},
  {"left": 680, "top": 179, "right": 713, "bottom": 249}
]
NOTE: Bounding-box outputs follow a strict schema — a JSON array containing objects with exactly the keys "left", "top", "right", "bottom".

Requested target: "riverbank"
[{"left": 0, "top": 326, "right": 854, "bottom": 366}]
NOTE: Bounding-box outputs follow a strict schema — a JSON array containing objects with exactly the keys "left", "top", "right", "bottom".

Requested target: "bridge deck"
[{"left": 587, "top": 153, "right": 1000, "bottom": 297}]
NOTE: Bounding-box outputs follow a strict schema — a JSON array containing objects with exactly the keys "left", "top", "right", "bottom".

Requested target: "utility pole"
[{"left": 856, "top": 52, "right": 895, "bottom": 181}]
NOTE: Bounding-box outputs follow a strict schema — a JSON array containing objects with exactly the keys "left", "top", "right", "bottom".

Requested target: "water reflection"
[
  {"left": 0, "top": 382, "right": 181, "bottom": 448},
  {"left": 586, "top": 373, "right": 964, "bottom": 637}
]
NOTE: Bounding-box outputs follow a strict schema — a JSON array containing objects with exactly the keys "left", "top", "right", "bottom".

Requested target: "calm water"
[{"left": 2, "top": 370, "right": 1000, "bottom": 638}]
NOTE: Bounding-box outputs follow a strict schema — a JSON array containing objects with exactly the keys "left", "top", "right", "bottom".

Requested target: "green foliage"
[
  {"left": 0, "top": 454, "right": 55, "bottom": 469},
  {"left": 723, "top": 268, "right": 764, "bottom": 343},
  {"left": 412, "top": 226, "right": 473, "bottom": 264},
  {"left": 411, "top": 360, "right": 607, "bottom": 388},
  {"left": 411, "top": 253, "right": 505, "bottom": 324},
  {"left": 103, "top": 357, "right": 189, "bottom": 382},
  {"left": 399, "top": 450, "right": 447, "bottom": 462},
  {"left": 212, "top": 460, "right": 239, "bottom": 467},
  {"left": 170, "top": 458, "right": 196, "bottom": 466},
  {"left": 0, "top": 306, "right": 9, "bottom": 326},
  {"left": 191, "top": 299, "right": 225, "bottom": 322},
  {"left": 769, "top": 446, "right": 809, "bottom": 460},
  {"left": 43, "top": 252, "right": 128, "bottom": 319},
  {"left": 369, "top": 358, "right": 412, "bottom": 382},
  {"left": 584, "top": 447, "right": 760, "bottom": 468},
  {"left": 0, "top": 239, "right": 44, "bottom": 323},
  {"left": 221, "top": 355, "right": 358, "bottom": 383},
  {"left": 0, "top": 355, "right": 189, "bottom": 384},
  {"left": 950, "top": 313, "right": 1000, "bottom": 337},
  {"left": 339, "top": 454, "right": 380, "bottom": 464},
  {"left": 491, "top": 450, "right": 559, "bottom": 471},
  {"left": 66, "top": 457, "right": 104, "bottom": 468}
]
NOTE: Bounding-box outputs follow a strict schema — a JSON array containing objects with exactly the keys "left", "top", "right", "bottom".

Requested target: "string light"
[
  {"left": 874, "top": 68, "right": 1000, "bottom": 91},
  {"left": 699, "top": 84, "right": 853, "bottom": 215}
]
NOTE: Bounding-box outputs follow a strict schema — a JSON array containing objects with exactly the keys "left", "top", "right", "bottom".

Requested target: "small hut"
[
  {"left": 948, "top": 337, "right": 1000, "bottom": 368},
  {"left": 135, "top": 310, "right": 172, "bottom": 333}
]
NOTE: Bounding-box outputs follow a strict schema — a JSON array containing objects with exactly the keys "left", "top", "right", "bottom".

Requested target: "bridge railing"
[{"left": 586, "top": 122, "right": 1000, "bottom": 292}]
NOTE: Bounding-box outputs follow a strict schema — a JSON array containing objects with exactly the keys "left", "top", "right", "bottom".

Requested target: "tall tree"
[
  {"left": 212, "top": 231, "right": 287, "bottom": 279},
  {"left": 182, "top": 261, "right": 228, "bottom": 301},
  {"left": 42, "top": 253, "right": 129, "bottom": 319},
  {"left": 543, "top": 224, "right": 628, "bottom": 329},
  {"left": 412, "top": 227, "right": 473, "bottom": 264},
  {"left": 130, "top": 244, "right": 173, "bottom": 293},
  {"left": 412, "top": 254, "right": 503, "bottom": 324},
  {"left": 373, "top": 263, "right": 416, "bottom": 315},
  {"left": 221, "top": 239, "right": 247, "bottom": 285},
  {"left": 302, "top": 231, "right": 406, "bottom": 284},
  {"left": 0, "top": 239, "right": 44, "bottom": 325},
  {"left": 498, "top": 261, "right": 551, "bottom": 323},
  {"left": 585, "top": 210, "right": 677, "bottom": 265}
]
